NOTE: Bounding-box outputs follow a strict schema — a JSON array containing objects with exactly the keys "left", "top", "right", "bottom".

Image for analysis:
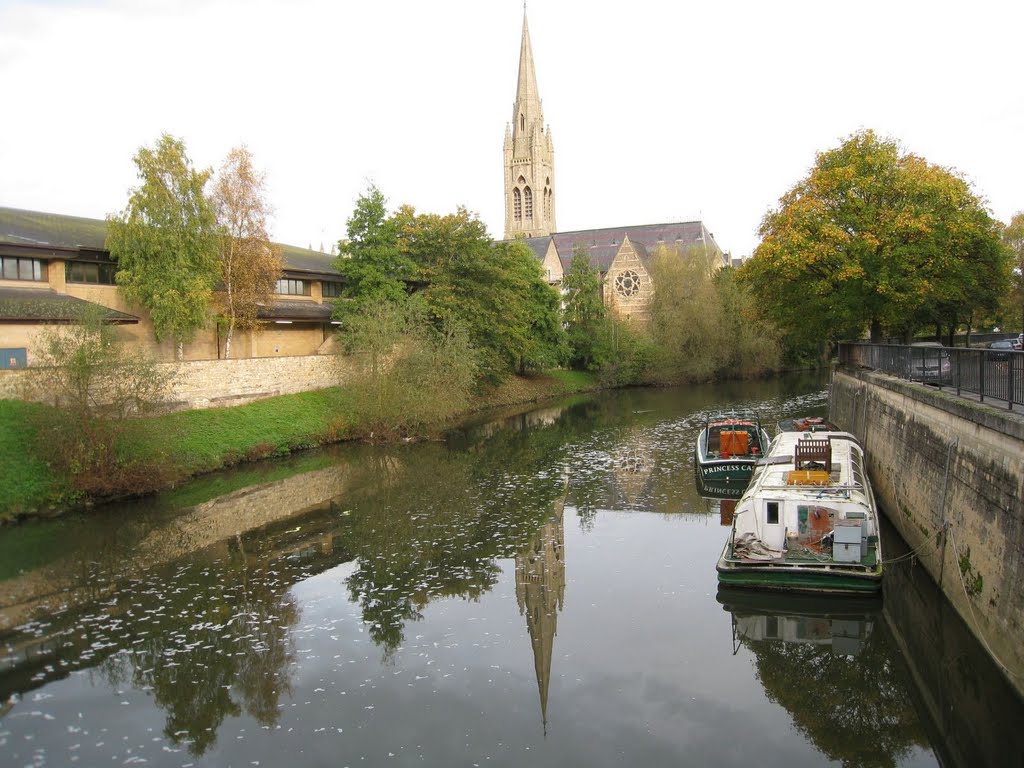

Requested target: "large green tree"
[
  {"left": 399, "top": 206, "right": 566, "bottom": 382},
  {"left": 1003, "top": 212, "right": 1024, "bottom": 330},
  {"left": 333, "top": 184, "right": 415, "bottom": 320},
  {"left": 743, "top": 129, "right": 1010, "bottom": 343},
  {"left": 106, "top": 134, "right": 220, "bottom": 358},
  {"left": 212, "top": 146, "right": 282, "bottom": 359}
]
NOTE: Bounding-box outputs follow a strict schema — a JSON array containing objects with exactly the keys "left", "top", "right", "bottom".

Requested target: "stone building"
[
  {"left": 503, "top": 11, "right": 555, "bottom": 239},
  {"left": 503, "top": 11, "right": 725, "bottom": 322},
  {"left": 0, "top": 206, "right": 341, "bottom": 367}
]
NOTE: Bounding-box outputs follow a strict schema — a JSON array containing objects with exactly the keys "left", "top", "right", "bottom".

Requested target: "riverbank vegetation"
[
  {"left": 0, "top": 370, "right": 598, "bottom": 522},
  {"left": 1, "top": 183, "right": 791, "bottom": 522}
]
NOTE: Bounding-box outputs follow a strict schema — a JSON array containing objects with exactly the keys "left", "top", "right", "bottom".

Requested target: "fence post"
[{"left": 979, "top": 351, "right": 985, "bottom": 402}]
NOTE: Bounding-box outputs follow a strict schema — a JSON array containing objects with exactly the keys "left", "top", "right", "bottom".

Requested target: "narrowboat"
[
  {"left": 694, "top": 416, "right": 771, "bottom": 482},
  {"left": 716, "top": 430, "right": 883, "bottom": 594}
]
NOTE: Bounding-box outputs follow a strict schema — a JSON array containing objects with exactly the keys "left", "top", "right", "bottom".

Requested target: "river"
[{"left": 1, "top": 373, "right": 1022, "bottom": 767}]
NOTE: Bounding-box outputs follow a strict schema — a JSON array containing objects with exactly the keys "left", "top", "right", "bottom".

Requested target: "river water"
[{"left": 1, "top": 373, "right": 1022, "bottom": 767}]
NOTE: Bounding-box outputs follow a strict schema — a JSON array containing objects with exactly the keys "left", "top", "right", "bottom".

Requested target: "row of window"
[
  {"left": 275, "top": 279, "right": 342, "bottom": 297},
  {"left": 4, "top": 256, "right": 346, "bottom": 297},
  {"left": 2, "top": 257, "right": 46, "bottom": 282}
]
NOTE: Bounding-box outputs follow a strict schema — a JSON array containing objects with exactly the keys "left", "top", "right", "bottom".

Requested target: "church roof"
[{"left": 515, "top": 221, "right": 722, "bottom": 274}]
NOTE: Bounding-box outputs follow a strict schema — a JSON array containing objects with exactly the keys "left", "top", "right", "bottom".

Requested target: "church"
[{"left": 502, "top": 11, "right": 725, "bottom": 323}]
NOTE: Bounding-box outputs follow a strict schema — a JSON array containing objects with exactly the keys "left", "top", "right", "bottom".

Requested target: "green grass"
[
  {"left": 0, "top": 369, "right": 602, "bottom": 522},
  {"left": 127, "top": 386, "right": 358, "bottom": 472},
  {"left": 0, "top": 400, "right": 64, "bottom": 520}
]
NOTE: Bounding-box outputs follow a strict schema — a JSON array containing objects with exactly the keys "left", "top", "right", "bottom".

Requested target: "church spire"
[
  {"left": 513, "top": 10, "right": 542, "bottom": 139},
  {"left": 504, "top": 8, "right": 556, "bottom": 240}
]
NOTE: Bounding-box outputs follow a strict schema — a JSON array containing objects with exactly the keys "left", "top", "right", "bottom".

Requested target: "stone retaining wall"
[
  {"left": 830, "top": 367, "right": 1024, "bottom": 694},
  {"left": 0, "top": 353, "right": 352, "bottom": 411}
]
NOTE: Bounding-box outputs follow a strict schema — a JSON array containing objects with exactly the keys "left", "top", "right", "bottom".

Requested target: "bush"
[
  {"left": 24, "top": 305, "right": 173, "bottom": 495},
  {"left": 340, "top": 299, "right": 478, "bottom": 437}
]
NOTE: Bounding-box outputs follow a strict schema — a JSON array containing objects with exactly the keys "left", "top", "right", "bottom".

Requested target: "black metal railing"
[{"left": 839, "top": 343, "right": 1024, "bottom": 410}]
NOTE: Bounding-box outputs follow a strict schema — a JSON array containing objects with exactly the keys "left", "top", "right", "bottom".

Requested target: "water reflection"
[
  {"left": 11, "top": 374, "right": 1009, "bottom": 767},
  {"left": 718, "top": 589, "right": 930, "bottom": 767},
  {"left": 695, "top": 474, "right": 748, "bottom": 526}
]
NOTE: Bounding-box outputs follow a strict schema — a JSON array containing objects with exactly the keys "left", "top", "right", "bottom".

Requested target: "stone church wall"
[{"left": 605, "top": 242, "right": 653, "bottom": 322}]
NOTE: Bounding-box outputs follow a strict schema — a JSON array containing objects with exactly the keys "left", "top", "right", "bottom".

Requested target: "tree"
[
  {"left": 342, "top": 299, "right": 477, "bottom": 438},
  {"left": 1003, "top": 212, "right": 1024, "bottom": 330},
  {"left": 402, "top": 207, "right": 565, "bottom": 382},
  {"left": 333, "top": 184, "right": 414, "bottom": 320},
  {"left": 212, "top": 146, "right": 282, "bottom": 359},
  {"left": 106, "top": 134, "right": 220, "bottom": 358},
  {"left": 562, "top": 245, "right": 607, "bottom": 370},
  {"left": 744, "top": 129, "right": 1011, "bottom": 344}
]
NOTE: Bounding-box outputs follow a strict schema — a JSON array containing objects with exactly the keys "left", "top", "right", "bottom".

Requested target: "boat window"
[{"left": 766, "top": 501, "right": 780, "bottom": 525}]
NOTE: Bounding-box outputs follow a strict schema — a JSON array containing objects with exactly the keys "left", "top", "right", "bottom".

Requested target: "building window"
[
  {"left": 275, "top": 278, "right": 310, "bottom": 296},
  {"left": 2, "top": 256, "right": 45, "bottom": 282},
  {"left": 766, "top": 501, "right": 780, "bottom": 525},
  {"left": 614, "top": 270, "right": 641, "bottom": 298},
  {"left": 524, "top": 186, "right": 533, "bottom": 218},
  {"left": 321, "top": 281, "right": 342, "bottom": 298},
  {"left": 513, "top": 188, "right": 522, "bottom": 222},
  {"left": 66, "top": 261, "right": 116, "bottom": 285}
]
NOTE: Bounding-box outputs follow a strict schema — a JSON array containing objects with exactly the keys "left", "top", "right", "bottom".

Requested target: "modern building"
[{"left": 0, "top": 206, "right": 342, "bottom": 367}]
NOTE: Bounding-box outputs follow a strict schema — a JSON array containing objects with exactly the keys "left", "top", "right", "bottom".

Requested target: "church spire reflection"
[{"left": 515, "top": 496, "right": 566, "bottom": 734}]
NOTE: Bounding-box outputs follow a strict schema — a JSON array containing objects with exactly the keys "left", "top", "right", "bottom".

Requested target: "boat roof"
[{"left": 751, "top": 431, "right": 867, "bottom": 495}]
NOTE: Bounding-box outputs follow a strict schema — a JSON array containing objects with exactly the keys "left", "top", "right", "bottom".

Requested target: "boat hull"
[
  {"left": 696, "top": 459, "right": 757, "bottom": 481},
  {"left": 716, "top": 543, "right": 882, "bottom": 595}
]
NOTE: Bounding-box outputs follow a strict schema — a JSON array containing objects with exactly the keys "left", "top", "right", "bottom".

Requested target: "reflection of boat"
[
  {"left": 776, "top": 415, "right": 838, "bottom": 434},
  {"left": 694, "top": 416, "right": 771, "bottom": 481},
  {"left": 718, "top": 588, "right": 881, "bottom": 656},
  {"left": 695, "top": 474, "right": 749, "bottom": 526},
  {"left": 717, "top": 430, "right": 883, "bottom": 594}
]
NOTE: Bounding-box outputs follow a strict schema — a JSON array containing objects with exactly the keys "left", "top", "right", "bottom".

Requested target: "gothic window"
[
  {"left": 520, "top": 113, "right": 525, "bottom": 131},
  {"left": 513, "top": 188, "right": 522, "bottom": 221},
  {"left": 543, "top": 187, "right": 549, "bottom": 220},
  {"left": 524, "top": 186, "right": 533, "bottom": 218},
  {"left": 614, "top": 270, "right": 641, "bottom": 298}
]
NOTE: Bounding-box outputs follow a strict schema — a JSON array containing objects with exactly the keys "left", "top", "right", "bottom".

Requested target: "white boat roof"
[{"left": 753, "top": 431, "right": 866, "bottom": 494}]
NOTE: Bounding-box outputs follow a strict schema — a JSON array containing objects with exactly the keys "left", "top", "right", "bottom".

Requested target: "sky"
[{"left": 1, "top": 0, "right": 1022, "bottom": 257}]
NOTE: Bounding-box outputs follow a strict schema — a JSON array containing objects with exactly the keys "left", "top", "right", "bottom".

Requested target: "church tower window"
[
  {"left": 524, "top": 187, "right": 533, "bottom": 218},
  {"left": 513, "top": 188, "right": 522, "bottom": 221}
]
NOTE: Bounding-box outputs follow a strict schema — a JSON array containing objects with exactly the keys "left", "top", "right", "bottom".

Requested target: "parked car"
[
  {"left": 908, "top": 341, "right": 953, "bottom": 385},
  {"left": 989, "top": 339, "right": 1017, "bottom": 361},
  {"left": 1016, "top": 333, "right": 1024, "bottom": 351}
]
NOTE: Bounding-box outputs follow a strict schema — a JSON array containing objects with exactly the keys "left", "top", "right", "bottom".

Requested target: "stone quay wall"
[
  {"left": 830, "top": 366, "right": 1024, "bottom": 694},
  {"left": 0, "top": 353, "right": 352, "bottom": 411}
]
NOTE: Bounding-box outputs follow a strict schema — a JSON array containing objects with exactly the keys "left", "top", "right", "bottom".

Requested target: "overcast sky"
[{"left": 1, "top": 0, "right": 1021, "bottom": 257}]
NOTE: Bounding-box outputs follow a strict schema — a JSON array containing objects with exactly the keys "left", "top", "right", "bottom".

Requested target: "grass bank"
[{"left": 0, "top": 369, "right": 600, "bottom": 523}]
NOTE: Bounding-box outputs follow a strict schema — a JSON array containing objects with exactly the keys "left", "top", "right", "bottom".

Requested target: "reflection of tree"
[
  {"left": 743, "top": 619, "right": 927, "bottom": 767},
  {"left": 96, "top": 550, "right": 301, "bottom": 756},
  {"left": 338, "top": 422, "right": 574, "bottom": 659}
]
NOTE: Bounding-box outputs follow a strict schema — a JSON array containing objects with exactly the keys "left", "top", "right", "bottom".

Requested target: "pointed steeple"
[
  {"left": 503, "top": 8, "right": 556, "bottom": 240},
  {"left": 512, "top": 11, "right": 543, "bottom": 140}
]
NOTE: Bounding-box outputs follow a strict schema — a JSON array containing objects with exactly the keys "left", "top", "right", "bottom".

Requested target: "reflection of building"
[{"left": 515, "top": 499, "right": 566, "bottom": 732}]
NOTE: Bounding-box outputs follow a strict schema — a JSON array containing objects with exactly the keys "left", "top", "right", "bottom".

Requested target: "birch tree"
[
  {"left": 212, "top": 146, "right": 282, "bottom": 358},
  {"left": 107, "top": 134, "right": 220, "bottom": 359}
]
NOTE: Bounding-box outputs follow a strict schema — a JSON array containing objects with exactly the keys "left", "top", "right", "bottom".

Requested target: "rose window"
[{"left": 615, "top": 270, "right": 641, "bottom": 298}]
